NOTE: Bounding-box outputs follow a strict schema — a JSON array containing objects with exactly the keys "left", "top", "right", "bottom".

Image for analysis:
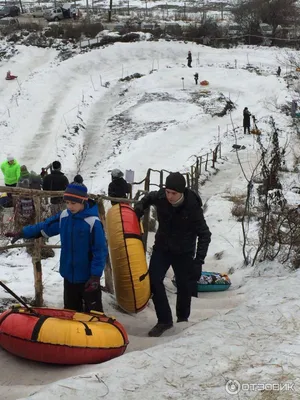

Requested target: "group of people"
[
  {"left": 5, "top": 160, "right": 211, "bottom": 338},
  {"left": 0, "top": 157, "right": 70, "bottom": 220}
]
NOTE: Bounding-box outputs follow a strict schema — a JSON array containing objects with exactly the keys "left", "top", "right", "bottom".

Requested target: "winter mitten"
[
  {"left": 5, "top": 231, "right": 24, "bottom": 244},
  {"left": 84, "top": 276, "right": 100, "bottom": 292}
]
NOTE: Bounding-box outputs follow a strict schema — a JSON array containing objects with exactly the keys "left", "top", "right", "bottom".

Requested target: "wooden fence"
[{"left": 0, "top": 142, "right": 221, "bottom": 306}]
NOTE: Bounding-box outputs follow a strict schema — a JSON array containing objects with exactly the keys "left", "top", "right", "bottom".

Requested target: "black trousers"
[
  {"left": 149, "top": 249, "right": 196, "bottom": 324},
  {"left": 64, "top": 279, "right": 103, "bottom": 313},
  {"left": 244, "top": 125, "right": 250, "bottom": 134},
  {"left": 5, "top": 183, "right": 16, "bottom": 198}
]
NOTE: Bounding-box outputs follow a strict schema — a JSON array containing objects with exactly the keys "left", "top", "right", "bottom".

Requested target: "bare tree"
[{"left": 232, "top": 0, "right": 300, "bottom": 38}]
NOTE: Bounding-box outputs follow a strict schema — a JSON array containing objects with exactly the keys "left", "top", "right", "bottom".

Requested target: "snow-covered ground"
[{"left": 0, "top": 41, "right": 300, "bottom": 399}]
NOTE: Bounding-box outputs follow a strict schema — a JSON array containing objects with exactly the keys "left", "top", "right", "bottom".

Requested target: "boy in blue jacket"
[{"left": 10, "top": 182, "right": 108, "bottom": 313}]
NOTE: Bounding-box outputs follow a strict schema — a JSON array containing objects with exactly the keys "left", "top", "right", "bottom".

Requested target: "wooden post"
[
  {"left": 32, "top": 196, "right": 43, "bottom": 306},
  {"left": 205, "top": 153, "right": 209, "bottom": 171},
  {"left": 190, "top": 165, "right": 194, "bottom": 190},
  {"left": 142, "top": 169, "right": 151, "bottom": 250},
  {"left": 185, "top": 173, "right": 190, "bottom": 189},
  {"left": 159, "top": 170, "right": 164, "bottom": 188},
  {"left": 97, "top": 198, "right": 114, "bottom": 294},
  {"left": 212, "top": 149, "right": 216, "bottom": 168},
  {"left": 195, "top": 157, "right": 200, "bottom": 193}
]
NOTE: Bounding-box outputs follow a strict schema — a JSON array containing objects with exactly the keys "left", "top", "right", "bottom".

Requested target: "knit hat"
[
  {"left": 111, "top": 168, "right": 124, "bottom": 179},
  {"left": 165, "top": 172, "right": 186, "bottom": 193},
  {"left": 64, "top": 182, "right": 88, "bottom": 204},
  {"left": 20, "top": 165, "right": 30, "bottom": 178},
  {"left": 52, "top": 161, "right": 61, "bottom": 171},
  {"left": 74, "top": 174, "right": 83, "bottom": 184},
  {"left": 7, "top": 155, "right": 14, "bottom": 162}
]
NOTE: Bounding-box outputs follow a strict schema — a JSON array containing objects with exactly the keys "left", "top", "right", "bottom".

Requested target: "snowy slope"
[{"left": 0, "top": 41, "right": 299, "bottom": 399}]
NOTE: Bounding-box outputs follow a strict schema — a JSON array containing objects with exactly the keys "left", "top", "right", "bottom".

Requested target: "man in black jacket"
[
  {"left": 243, "top": 107, "right": 251, "bottom": 134},
  {"left": 134, "top": 172, "right": 211, "bottom": 337},
  {"left": 108, "top": 169, "right": 131, "bottom": 205},
  {"left": 42, "top": 161, "right": 69, "bottom": 215}
]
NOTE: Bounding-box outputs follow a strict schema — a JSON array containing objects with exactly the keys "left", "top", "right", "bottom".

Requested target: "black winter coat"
[
  {"left": 108, "top": 178, "right": 130, "bottom": 199},
  {"left": 243, "top": 109, "right": 251, "bottom": 127},
  {"left": 42, "top": 170, "right": 69, "bottom": 204},
  {"left": 134, "top": 188, "right": 211, "bottom": 261}
]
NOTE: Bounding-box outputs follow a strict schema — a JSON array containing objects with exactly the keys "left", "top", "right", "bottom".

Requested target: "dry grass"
[
  {"left": 224, "top": 194, "right": 246, "bottom": 206},
  {"left": 231, "top": 204, "right": 257, "bottom": 221},
  {"left": 223, "top": 194, "right": 257, "bottom": 220}
]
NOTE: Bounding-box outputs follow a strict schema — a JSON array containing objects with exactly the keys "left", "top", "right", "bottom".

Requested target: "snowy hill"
[{"left": 0, "top": 41, "right": 299, "bottom": 399}]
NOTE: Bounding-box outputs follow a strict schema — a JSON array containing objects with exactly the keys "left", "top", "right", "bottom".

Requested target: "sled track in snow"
[
  {"left": 22, "top": 85, "right": 72, "bottom": 166},
  {"left": 81, "top": 83, "right": 124, "bottom": 177}
]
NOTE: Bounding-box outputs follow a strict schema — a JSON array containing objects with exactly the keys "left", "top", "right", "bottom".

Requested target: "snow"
[{"left": 0, "top": 40, "right": 299, "bottom": 399}]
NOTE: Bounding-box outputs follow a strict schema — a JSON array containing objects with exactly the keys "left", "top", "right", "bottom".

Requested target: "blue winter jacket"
[{"left": 22, "top": 200, "right": 108, "bottom": 284}]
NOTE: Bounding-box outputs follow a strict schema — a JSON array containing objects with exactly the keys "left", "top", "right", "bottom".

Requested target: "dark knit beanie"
[
  {"left": 165, "top": 172, "right": 186, "bottom": 193},
  {"left": 64, "top": 182, "right": 88, "bottom": 204},
  {"left": 74, "top": 174, "right": 83, "bottom": 184}
]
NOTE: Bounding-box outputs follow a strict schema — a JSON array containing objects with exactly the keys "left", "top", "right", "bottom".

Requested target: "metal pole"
[{"left": 0, "top": 281, "right": 36, "bottom": 313}]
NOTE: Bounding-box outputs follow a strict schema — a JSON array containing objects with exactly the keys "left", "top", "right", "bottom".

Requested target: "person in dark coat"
[
  {"left": 134, "top": 172, "right": 211, "bottom": 337},
  {"left": 194, "top": 72, "right": 199, "bottom": 85},
  {"left": 243, "top": 107, "right": 251, "bottom": 134},
  {"left": 277, "top": 66, "right": 281, "bottom": 77},
  {"left": 187, "top": 51, "right": 192, "bottom": 68},
  {"left": 108, "top": 169, "right": 131, "bottom": 205},
  {"left": 42, "top": 161, "right": 69, "bottom": 215}
]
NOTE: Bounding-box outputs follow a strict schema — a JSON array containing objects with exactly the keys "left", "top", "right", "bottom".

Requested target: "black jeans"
[
  {"left": 149, "top": 249, "right": 195, "bottom": 324},
  {"left": 64, "top": 279, "right": 103, "bottom": 313},
  {"left": 244, "top": 126, "right": 250, "bottom": 134},
  {"left": 5, "top": 183, "right": 16, "bottom": 198}
]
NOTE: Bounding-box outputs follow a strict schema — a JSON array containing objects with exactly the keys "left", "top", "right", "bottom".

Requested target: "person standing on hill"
[
  {"left": 108, "top": 169, "right": 131, "bottom": 205},
  {"left": 243, "top": 107, "right": 251, "bottom": 134},
  {"left": 194, "top": 72, "right": 199, "bottom": 85},
  {"left": 187, "top": 51, "right": 192, "bottom": 68},
  {"left": 42, "top": 161, "right": 69, "bottom": 215},
  {"left": 134, "top": 172, "right": 211, "bottom": 337},
  {"left": 277, "top": 66, "right": 281, "bottom": 77},
  {"left": 1, "top": 155, "right": 20, "bottom": 187}
]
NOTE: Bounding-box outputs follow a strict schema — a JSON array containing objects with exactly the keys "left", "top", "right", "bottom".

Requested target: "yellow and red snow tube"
[
  {"left": 0, "top": 307, "right": 128, "bottom": 365},
  {"left": 106, "top": 203, "right": 150, "bottom": 313}
]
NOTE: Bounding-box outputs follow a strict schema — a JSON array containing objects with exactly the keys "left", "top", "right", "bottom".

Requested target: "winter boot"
[
  {"left": 177, "top": 318, "right": 188, "bottom": 323},
  {"left": 148, "top": 323, "right": 173, "bottom": 337}
]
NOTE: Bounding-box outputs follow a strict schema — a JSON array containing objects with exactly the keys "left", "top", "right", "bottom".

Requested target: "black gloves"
[
  {"left": 5, "top": 231, "right": 24, "bottom": 244},
  {"left": 193, "top": 258, "right": 204, "bottom": 282},
  {"left": 134, "top": 203, "right": 144, "bottom": 220}
]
